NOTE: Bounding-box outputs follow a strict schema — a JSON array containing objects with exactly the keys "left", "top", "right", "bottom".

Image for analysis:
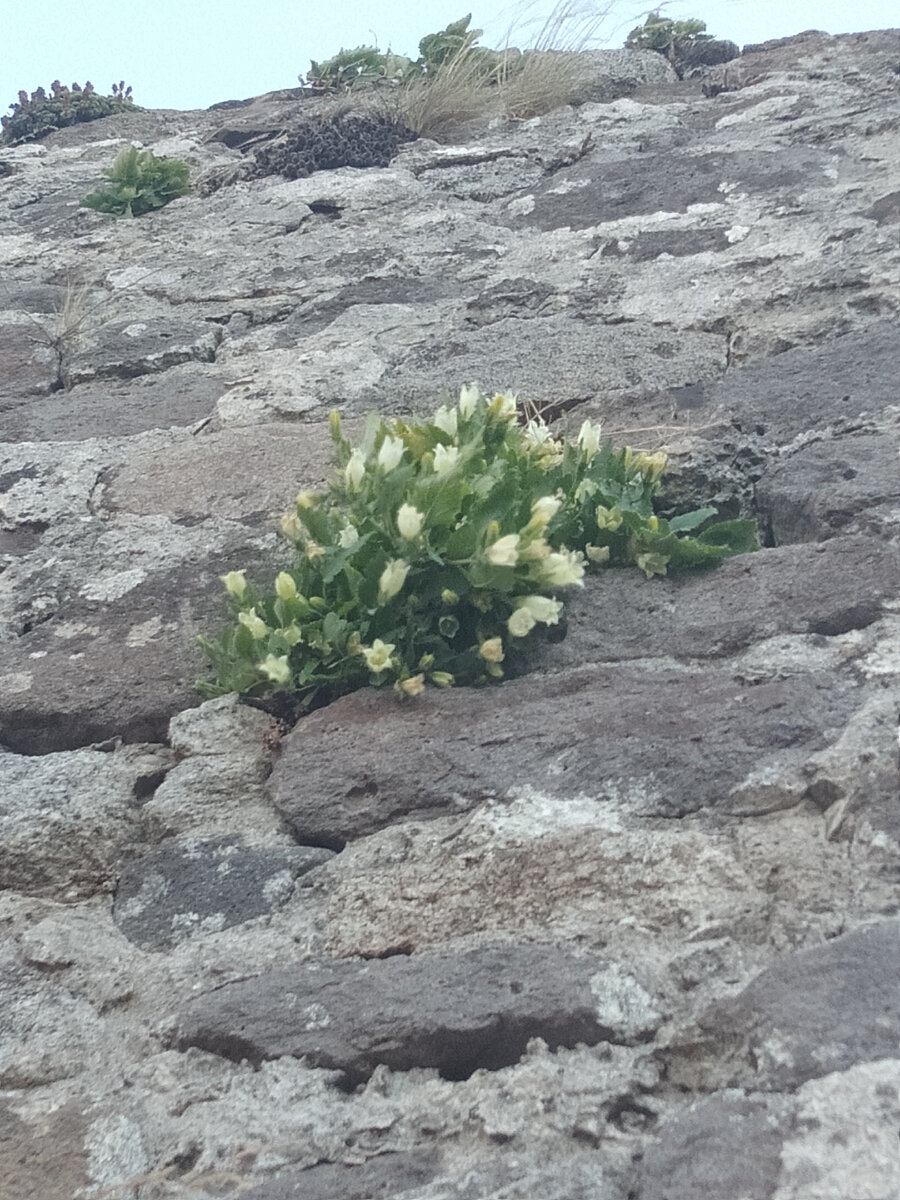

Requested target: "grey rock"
[
  {"left": 502, "top": 146, "right": 837, "bottom": 233},
  {"left": 0, "top": 28, "right": 899, "bottom": 1200},
  {"left": 113, "top": 834, "right": 332, "bottom": 949},
  {"left": 546, "top": 535, "right": 900, "bottom": 667},
  {"left": 666, "top": 919, "right": 900, "bottom": 1089},
  {"left": 756, "top": 432, "right": 900, "bottom": 543},
  {"left": 0, "top": 1101, "right": 88, "bottom": 1200},
  {"left": 678, "top": 39, "right": 741, "bottom": 75},
  {"left": 171, "top": 944, "right": 625, "bottom": 1083},
  {"left": 713, "top": 322, "right": 900, "bottom": 441},
  {"left": 64, "top": 315, "right": 222, "bottom": 386},
  {"left": 636, "top": 1092, "right": 792, "bottom": 1200},
  {"left": 0, "top": 742, "right": 172, "bottom": 899},
  {"left": 268, "top": 665, "right": 862, "bottom": 846},
  {"left": 237, "top": 1151, "right": 439, "bottom": 1200},
  {"left": 2, "top": 361, "right": 231, "bottom": 442}
]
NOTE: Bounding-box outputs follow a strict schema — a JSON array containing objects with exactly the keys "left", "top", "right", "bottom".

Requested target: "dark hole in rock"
[
  {"left": 309, "top": 202, "right": 343, "bottom": 218},
  {"left": 132, "top": 769, "right": 169, "bottom": 801}
]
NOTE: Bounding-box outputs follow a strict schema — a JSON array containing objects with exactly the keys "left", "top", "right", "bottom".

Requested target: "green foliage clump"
[
  {"left": 304, "top": 15, "right": 503, "bottom": 92},
  {"left": 199, "top": 388, "right": 756, "bottom": 711},
  {"left": 80, "top": 146, "right": 190, "bottom": 217},
  {"left": 307, "top": 46, "right": 414, "bottom": 91},
  {"left": 625, "top": 11, "right": 711, "bottom": 60},
  {"left": 2, "top": 81, "right": 137, "bottom": 145}
]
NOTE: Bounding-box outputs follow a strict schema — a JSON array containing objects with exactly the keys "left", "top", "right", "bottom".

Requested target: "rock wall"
[{"left": 1, "top": 30, "right": 899, "bottom": 1200}]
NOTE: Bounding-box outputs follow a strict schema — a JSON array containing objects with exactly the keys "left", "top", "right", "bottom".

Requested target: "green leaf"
[
  {"left": 668, "top": 506, "right": 718, "bottom": 533},
  {"left": 697, "top": 519, "right": 760, "bottom": 556}
]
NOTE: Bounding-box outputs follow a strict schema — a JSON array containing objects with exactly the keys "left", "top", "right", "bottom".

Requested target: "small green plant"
[
  {"left": 2, "top": 81, "right": 137, "bottom": 145},
  {"left": 304, "top": 16, "right": 500, "bottom": 93},
  {"left": 625, "top": 11, "right": 712, "bottom": 73},
  {"left": 80, "top": 146, "right": 190, "bottom": 217},
  {"left": 199, "top": 388, "right": 756, "bottom": 710},
  {"left": 306, "top": 45, "right": 414, "bottom": 91}
]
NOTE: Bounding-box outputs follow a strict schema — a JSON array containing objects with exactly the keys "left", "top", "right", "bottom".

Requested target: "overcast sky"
[{"left": 4, "top": 1, "right": 898, "bottom": 113}]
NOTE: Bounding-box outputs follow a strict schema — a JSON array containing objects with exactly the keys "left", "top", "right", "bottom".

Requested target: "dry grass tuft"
[{"left": 380, "top": 1, "right": 622, "bottom": 141}]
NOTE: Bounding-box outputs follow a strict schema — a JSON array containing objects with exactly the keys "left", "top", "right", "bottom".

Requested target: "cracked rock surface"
[{"left": 1, "top": 30, "right": 900, "bottom": 1200}]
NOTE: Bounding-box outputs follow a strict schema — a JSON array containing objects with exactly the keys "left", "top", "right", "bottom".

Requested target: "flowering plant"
[{"left": 198, "top": 387, "right": 756, "bottom": 709}]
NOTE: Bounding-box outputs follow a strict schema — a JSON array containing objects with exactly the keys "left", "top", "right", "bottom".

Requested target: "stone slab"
[
  {"left": 268, "top": 665, "right": 863, "bottom": 847},
  {"left": 666, "top": 918, "right": 900, "bottom": 1090},
  {"left": 112, "top": 835, "right": 332, "bottom": 949},
  {"left": 171, "top": 944, "right": 621, "bottom": 1084}
]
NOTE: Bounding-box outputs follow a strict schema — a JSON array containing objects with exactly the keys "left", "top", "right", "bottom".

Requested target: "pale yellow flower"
[
  {"left": 527, "top": 495, "right": 562, "bottom": 533},
  {"left": 540, "top": 549, "right": 585, "bottom": 587},
  {"left": 585, "top": 544, "right": 610, "bottom": 564},
  {"left": 338, "top": 524, "right": 359, "bottom": 549},
  {"left": 636, "top": 551, "right": 669, "bottom": 578},
  {"left": 519, "top": 536, "right": 550, "bottom": 562},
  {"left": 363, "top": 638, "right": 395, "bottom": 673},
  {"left": 507, "top": 607, "right": 537, "bottom": 637},
  {"left": 378, "top": 559, "right": 409, "bottom": 603},
  {"left": 433, "top": 404, "right": 458, "bottom": 438},
  {"left": 304, "top": 541, "right": 325, "bottom": 562},
  {"left": 433, "top": 443, "right": 460, "bottom": 475},
  {"left": 486, "top": 533, "right": 520, "bottom": 567},
  {"left": 275, "top": 572, "right": 297, "bottom": 601},
  {"left": 458, "top": 383, "right": 479, "bottom": 418},
  {"left": 238, "top": 608, "right": 269, "bottom": 639},
  {"left": 280, "top": 624, "right": 304, "bottom": 646},
  {"left": 344, "top": 448, "right": 366, "bottom": 490},
  {"left": 577, "top": 420, "right": 602, "bottom": 458},
  {"left": 397, "top": 504, "right": 425, "bottom": 540},
  {"left": 259, "top": 654, "right": 292, "bottom": 685},
  {"left": 489, "top": 391, "right": 517, "bottom": 421},
  {"left": 635, "top": 450, "right": 668, "bottom": 479},
  {"left": 431, "top": 670, "right": 454, "bottom": 687},
  {"left": 516, "top": 594, "right": 563, "bottom": 625},
  {"left": 221, "top": 570, "right": 247, "bottom": 600},
  {"left": 596, "top": 505, "right": 623, "bottom": 532},
  {"left": 295, "top": 490, "right": 316, "bottom": 509},
  {"left": 523, "top": 418, "right": 553, "bottom": 447},
  {"left": 281, "top": 512, "right": 304, "bottom": 542},
  {"left": 399, "top": 673, "right": 425, "bottom": 696},
  {"left": 479, "top": 637, "right": 505, "bottom": 663},
  {"left": 377, "top": 435, "right": 405, "bottom": 473}
]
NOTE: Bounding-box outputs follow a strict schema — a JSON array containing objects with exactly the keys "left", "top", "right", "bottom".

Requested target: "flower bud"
[
  {"left": 507, "top": 607, "right": 537, "bottom": 638},
  {"left": 433, "top": 404, "right": 458, "bottom": 438},
  {"left": 275, "top": 572, "right": 297, "bottom": 601},
  {"left": 281, "top": 512, "right": 304, "bottom": 542},
  {"left": 479, "top": 637, "right": 505, "bottom": 663},
  {"left": 577, "top": 419, "right": 602, "bottom": 458},
  {"left": 221, "top": 570, "right": 247, "bottom": 600},
  {"left": 433, "top": 443, "right": 460, "bottom": 475},
  {"left": 344, "top": 448, "right": 365, "bottom": 491},
  {"left": 378, "top": 559, "right": 409, "bottom": 604},
  {"left": 397, "top": 503, "right": 425, "bottom": 540},
  {"left": 458, "top": 384, "right": 479, "bottom": 418},
  {"left": 377, "top": 435, "right": 405, "bottom": 473}
]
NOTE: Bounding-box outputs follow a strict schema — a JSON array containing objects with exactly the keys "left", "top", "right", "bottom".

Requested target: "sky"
[{"left": 4, "top": 1, "right": 898, "bottom": 113}]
